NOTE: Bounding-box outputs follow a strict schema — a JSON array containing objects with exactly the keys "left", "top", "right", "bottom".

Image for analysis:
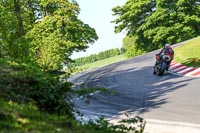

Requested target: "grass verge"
[
  {"left": 73, "top": 55, "right": 126, "bottom": 73},
  {"left": 0, "top": 99, "right": 121, "bottom": 133},
  {"left": 0, "top": 97, "right": 145, "bottom": 133},
  {"left": 0, "top": 99, "right": 72, "bottom": 133},
  {"left": 174, "top": 36, "right": 200, "bottom": 68}
]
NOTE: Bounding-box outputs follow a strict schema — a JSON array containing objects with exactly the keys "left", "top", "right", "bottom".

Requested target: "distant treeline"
[{"left": 70, "top": 48, "right": 125, "bottom": 67}]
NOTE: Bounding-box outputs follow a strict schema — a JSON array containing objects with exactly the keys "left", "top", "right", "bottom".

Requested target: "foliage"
[
  {"left": 0, "top": 59, "right": 72, "bottom": 115},
  {"left": 1, "top": 58, "right": 145, "bottom": 133},
  {"left": 0, "top": 77, "right": 139, "bottom": 133},
  {"left": 0, "top": 58, "right": 143, "bottom": 133},
  {"left": 112, "top": 0, "right": 200, "bottom": 53},
  {"left": 0, "top": 0, "right": 99, "bottom": 117},
  {"left": 70, "top": 48, "right": 122, "bottom": 68},
  {"left": 73, "top": 87, "right": 107, "bottom": 96},
  {"left": 0, "top": 0, "right": 98, "bottom": 71},
  {"left": 122, "top": 36, "right": 145, "bottom": 58},
  {"left": 0, "top": 0, "right": 34, "bottom": 59},
  {"left": 85, "top": 116, "right": 145, "bottom": 133},
  {"left": 71, "top": 55, "right": 126, "bottom": 73},
  {"left": 26, "top": 0, "right": 98, "bottom": 70},
  {"left": 0, "top": 99, "right": 72, "bottom": 133},
  {"left": 174, "top": 36, "right": 200, "bottom": 67},
  {"left": 1, "top": 0, "right": 146, "bottom": 132},
  {"left": 0, "top": 99, "right": 128, "bottom": 133}
]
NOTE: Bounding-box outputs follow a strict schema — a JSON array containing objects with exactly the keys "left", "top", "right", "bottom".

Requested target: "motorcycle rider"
[{"left": 155, "top": 43, "right": 174, "bottom": 72}]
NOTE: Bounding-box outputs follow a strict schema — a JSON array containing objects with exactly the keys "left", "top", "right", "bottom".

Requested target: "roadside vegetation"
[
  {"left": 174, "top": 36, "right": 200, "bottom": 68},
  {"left": 70, "top": 48, "right": 125, "bottom": 68},
  {"left": 0, "top": 99, "right": 119, "bottom": 133},
  {"left": 1, "top": 58, "right": 145, "bottom": 133},
  {"left": 0, "top": 99, "right": 86, "bottom": 133},
  {"left": 0, "top": 0, "right": 200, "bottom": 133},
  {"left": 72, "top": 55, "right": 126, "bottom": 73}
]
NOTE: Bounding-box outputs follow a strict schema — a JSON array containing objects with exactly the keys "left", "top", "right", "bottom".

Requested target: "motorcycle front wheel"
[{"left": 158, "top": 62, "right": 167, "bottom": 76}]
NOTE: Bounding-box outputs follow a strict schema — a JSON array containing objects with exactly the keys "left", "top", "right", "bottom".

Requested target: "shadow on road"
[{"left": 71, "top": 56, "right": 195, "bottom": 122}]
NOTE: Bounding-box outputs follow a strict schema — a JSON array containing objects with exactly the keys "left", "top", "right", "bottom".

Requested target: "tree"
[
  {"left": 26, "top": 0, "right": 98, "bottom": 70},
  {"left": 112, "top": 0, "right": 200, "bottom": 53},
  {"left": 0, "top": 0, "right": 98, "bottom": 70},
  {"left": 120, "top": 47, "right": 126, "bottom": 54},
  {"left": 122, "top": 36, "right": 144, "bottom": 58},
  {"left": 0, "top": 0, "right": 33, "bottom": 59}
]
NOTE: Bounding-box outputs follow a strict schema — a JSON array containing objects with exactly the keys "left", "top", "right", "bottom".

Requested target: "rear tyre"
[
  {"left": 153, "top": 70, "right": 156, "bottom": 75},
  {"left": 153, "top": 65, "right": 157, "bottom": 75}
]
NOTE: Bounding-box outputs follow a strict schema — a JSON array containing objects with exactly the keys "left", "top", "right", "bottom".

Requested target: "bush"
[{"left": 0, "top": 59, "right": 73, "bottom": 116}]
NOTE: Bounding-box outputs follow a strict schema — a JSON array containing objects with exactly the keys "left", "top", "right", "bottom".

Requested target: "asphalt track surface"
[{"left": 69, "top": 42, "right": 200, "bottom": 128}]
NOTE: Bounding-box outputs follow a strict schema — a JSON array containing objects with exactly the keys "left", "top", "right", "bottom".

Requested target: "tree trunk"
[{"left": 13, "top": 0, "right": 25, "bottom": 37}]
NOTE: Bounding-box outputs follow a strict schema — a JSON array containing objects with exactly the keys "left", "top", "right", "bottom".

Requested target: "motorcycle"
[{"left": 153, "top": 53, "right": 171, "bottom": 76}]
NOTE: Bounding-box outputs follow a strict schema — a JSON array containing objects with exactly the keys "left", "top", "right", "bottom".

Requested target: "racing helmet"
[{"left": 165, "top": 43, "right": 170, "bottom": 48}]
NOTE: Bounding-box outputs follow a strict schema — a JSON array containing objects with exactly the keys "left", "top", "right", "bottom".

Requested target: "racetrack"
[{"left": 69, "top": 42, "right": 200, "bottom": 130}]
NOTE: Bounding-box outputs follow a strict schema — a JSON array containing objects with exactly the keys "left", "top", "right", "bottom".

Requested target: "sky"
[{"left": 71, "top": 0, "right": 127, "bottom": 59}]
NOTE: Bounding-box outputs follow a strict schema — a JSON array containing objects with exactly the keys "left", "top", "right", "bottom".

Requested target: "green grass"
[
  {"left": 1, "top": 98, "right": 140, "bottom": 133},
  {"left": 0, "top": 99, "right": 71, "bottom": 133},
  {"left": 174, "top": 36, "right": 200, "bottom": 67},
  {"left": 0, "top": 99, "right": 116, "bottom": 133},
  {"left": 74, "top": 55, "right": 126, "bottom": 73}
]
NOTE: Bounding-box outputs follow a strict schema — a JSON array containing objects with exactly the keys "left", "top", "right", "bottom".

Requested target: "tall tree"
[
  {"left": 26, "top": 0, "right": 98, "bottom": 70},
  {"left": 0, "top": 0, "right": 98, "bottom": 70},
  {"left": 0, "top": 0, "right": 19, "bottom": 58},
  {"left": 0, "top": 0, "right": 38, "bottom": 59},
  {"left": 13, "top": 0, "right": 25, "bottom": 37},
  {"left": 112, "top": 0, "right": 200, "bottom": 53}
]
